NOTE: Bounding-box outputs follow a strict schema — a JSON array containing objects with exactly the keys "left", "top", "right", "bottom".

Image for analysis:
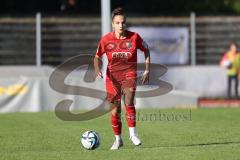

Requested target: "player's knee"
[
  {"left": 111, "top": 109, "right": 121, "bottom": 117},
  {"left": 123, "top": 87, "right": 135, "bottom": 94},
  {"left": 124, "top": 99, "right": 134, "bottom": 106},
  {"left": 129, "top": 87, "right": 136, "bottom": 92},
  {"left": 125, "top": 103, "right": 134, "bottom": 106},
  {"left": 124, "top": 96, "right": 134, "bottom": 106},
  {"left": 111, "top": 104, "right": 121, "bottom": 117}
]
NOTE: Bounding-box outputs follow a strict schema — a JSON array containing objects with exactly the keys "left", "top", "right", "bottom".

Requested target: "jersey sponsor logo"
[
  {"left": 105, "top": 41, "right": 134, "bottom": 52},
  {"left": 112, "top": 52, "right": 132, "bottom": 59},
  {"left": 104, "top": 42, "right": 117, "bottom": 52},
  {"left": 119, "top": 41, "right": 133, "bottom": 50}
]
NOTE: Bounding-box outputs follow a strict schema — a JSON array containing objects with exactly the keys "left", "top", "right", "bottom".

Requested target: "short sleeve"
[
  {"left": 96, "top": 40, "right": 105, "bottom": 58},
  {"left": 136, "top": 33, "right": 148, "bottom": 53}
]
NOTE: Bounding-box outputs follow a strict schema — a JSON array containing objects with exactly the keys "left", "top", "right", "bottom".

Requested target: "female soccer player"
[{"left": 94, "top": 7, "right": 151, "bottom": 150}]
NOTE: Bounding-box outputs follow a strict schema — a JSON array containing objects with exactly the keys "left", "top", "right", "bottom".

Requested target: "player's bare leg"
[
  {"left": 110, "top": 101, "right": 123, "bottom": 150},
  {"left": 123, "top": 87, "right": 141, "bottom": 146}
]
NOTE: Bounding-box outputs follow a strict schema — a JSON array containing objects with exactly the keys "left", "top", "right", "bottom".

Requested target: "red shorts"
[{"left": 106, "top": 71, "right": 137, "bottom": 103}]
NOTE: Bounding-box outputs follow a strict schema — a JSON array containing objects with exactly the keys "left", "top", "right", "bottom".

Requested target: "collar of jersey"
[{"left": 112, "top": 31, "right": 127, "bottom": 40}]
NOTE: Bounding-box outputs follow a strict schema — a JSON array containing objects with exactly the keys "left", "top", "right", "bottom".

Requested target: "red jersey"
[{"left": 96, "top": 30, "right": 148, "bottom": 78}]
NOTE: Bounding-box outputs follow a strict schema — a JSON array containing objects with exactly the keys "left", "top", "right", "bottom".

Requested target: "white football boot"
[
  {"left": 110, "top": 139, "right": 123, "bottom": 150},
  {"left": 130, "top": 135, "right": 141, "bottom": 146}
]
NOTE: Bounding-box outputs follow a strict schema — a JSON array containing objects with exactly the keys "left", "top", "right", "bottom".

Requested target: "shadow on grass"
[{"left": 111, "top": 141, "right": 240, "bottom": 150}]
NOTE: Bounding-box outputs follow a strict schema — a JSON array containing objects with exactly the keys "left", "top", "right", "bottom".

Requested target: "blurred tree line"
[{"left": 1, "top": 0, "right": 240, "bottom": 15}]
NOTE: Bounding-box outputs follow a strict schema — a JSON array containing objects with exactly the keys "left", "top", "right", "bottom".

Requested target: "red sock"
[
  {"left": 111, "top": 113, "right": 122, "bottom": 135},
  {"left": 125, "top": 105, "right": 136, "bottom": 127}
]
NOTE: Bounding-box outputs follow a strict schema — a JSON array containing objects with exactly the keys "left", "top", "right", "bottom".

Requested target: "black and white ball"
[{"left": 81, "top": 131, "right": 100, "bottom": 150}]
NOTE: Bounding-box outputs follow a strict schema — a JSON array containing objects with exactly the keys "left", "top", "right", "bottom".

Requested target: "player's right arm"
[
  {"left": 94, "top": 41, "right": 104, "bottom": 79},
  {"left": 94, "top": 55, "right": 103, "bottom": 79}
]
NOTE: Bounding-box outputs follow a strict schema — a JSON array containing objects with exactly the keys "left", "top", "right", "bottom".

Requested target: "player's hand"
[
  {"left": 141, "top": 70, "right": 149, "bottom": 84},
  {"left": 95, "top": 70, "right": 103, "bottom": 80}
]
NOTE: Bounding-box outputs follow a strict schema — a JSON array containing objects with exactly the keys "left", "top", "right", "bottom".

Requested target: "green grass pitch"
[{"left": 0, "top": 108, "right": 240, "bottom": 160}]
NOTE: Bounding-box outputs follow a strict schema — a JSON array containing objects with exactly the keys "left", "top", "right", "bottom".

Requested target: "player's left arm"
[
  {"left": 136, "top": 33, "right": 151, "bottom": 84},
  {"left": 141, "top": 48, "right": 151, "bottom": 84}
]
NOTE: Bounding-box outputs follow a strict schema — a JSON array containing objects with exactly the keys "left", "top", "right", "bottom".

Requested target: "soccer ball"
[
  {"left": 81, "top": 131, "right": 100, "bottom": 150},
  {"left": 222, "top": 60, "right": 232, "bottom": 69}
]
